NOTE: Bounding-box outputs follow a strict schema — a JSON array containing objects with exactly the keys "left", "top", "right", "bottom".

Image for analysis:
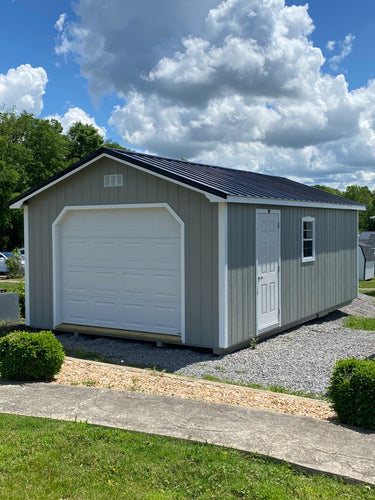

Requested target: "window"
[
  {"left": 104, "top": 174, "right": 123, "bottom": 187},
  {"left": 302, "top": 217, "right": 315, "bottom": 262}
]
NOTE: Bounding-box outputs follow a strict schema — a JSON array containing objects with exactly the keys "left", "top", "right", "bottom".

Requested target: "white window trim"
[{"left": 302, "top": 216, "right": 315, "bottom": 263}]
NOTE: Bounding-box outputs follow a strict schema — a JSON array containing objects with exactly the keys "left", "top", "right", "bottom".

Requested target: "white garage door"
[{"left": 58, "top": 207, "right": 182, "bottom": 336}]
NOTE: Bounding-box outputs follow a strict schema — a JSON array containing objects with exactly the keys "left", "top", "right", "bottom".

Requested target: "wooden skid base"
[{"left": 55, "top": 323, "right": 182, "bottom": 344}]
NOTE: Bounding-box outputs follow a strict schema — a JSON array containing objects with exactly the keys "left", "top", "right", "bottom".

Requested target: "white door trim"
[
  {"left": 255, "top": 209, "right": 281, "bottom": 335},
  {"left": 52, "top": 203, "right": 185, "bottom": 342}
]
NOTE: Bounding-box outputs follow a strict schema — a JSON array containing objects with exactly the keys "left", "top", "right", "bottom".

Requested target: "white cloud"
[
  {"left": 58, "top": 0, "right": 375, "bottom": 189},
  {"left": 55, "top": 13, "right": 66, "bottom": 33},
  {"left": 328, "top": 33, "right": 355, "bottom": 71},
  {"left": 0, "top": 64, "right": 47, "bottom": 115},
  {"left": 46, "top": 106, "right": 106, "bottom": 137}
]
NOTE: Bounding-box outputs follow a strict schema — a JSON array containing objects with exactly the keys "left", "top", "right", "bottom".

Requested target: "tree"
[
  {"left": 314, "top": 184, "right": 375, "bottom": 232},
  {"left": 103, "top": 139, "right": 129, "bottom": 150},
  {"left": 0, "top": 109, "right": 69, "bottom": 249},
  {"left": 313, "top": 184, "right": 343, "bottom": 197},
  {"left": 343, "top": 185, "right": 374, "bottom": 232},
  {"left": 0, "top": 109, "right": 130, "bottom": 249},
  {"left": 67, "top": 122, "right": 104, "bottom": 163}
]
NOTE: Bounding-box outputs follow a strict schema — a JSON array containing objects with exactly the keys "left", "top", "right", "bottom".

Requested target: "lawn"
[
  {"left": 0, "top": 279, "right": 23, "bottom": 294},
  {"left": 0, "top": 414, "right": 372, "bottom": 499},
  {"left": 343, "top": 315, "right": 375, "bottom": 331},
  {"left": 359, "top": 277, "right": 375, "bottom": 289}
]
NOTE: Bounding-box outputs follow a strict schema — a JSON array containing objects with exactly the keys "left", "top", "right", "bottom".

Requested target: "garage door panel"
[
  {"left": 152, "top": 272, "right": 180, "bottom": 300},
  {"left": 93, "top": 300, "right": 117, "bottom": 327},
  {"left": 121, "top": 272, "right": 146, "bottom": 298},
  {"left": 62, "top": 239, "right": 88, "bottom": 264},
  {"left": 122, "top": 302, "right": 147, "bottom": 330},
  {"left": 92, "top": 271, "right": 118, "bottom": 296},
  {"left": 59, "top": 207, "right": 182, "bottom": 336},
  {"left": 93, "top": 241, "right": 116, "bottom": 262},
  {"left": 63, "top": 270, "right": 89, "bottom": 293},
  {"left": 153, "top": 304, "right": 181, "bottom": 334},
  {"left": 63, "top": 296, "right": 89, "bottom": 323},
  {"left": 121, "top": 241, "right": 147, "bottom": 267},
  {"left": 150, "top": 240, "right": 180, "bottom": 269}
]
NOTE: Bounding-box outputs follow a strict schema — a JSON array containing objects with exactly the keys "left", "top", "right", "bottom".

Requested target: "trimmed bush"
[
  {"left": 6, "top": 250, "right": 24, "bottom": 279},
  {"left": 0, "top": 330, "right": 65, "bottom": 381},
  {"left": 327, "top": 358, "right": 375, "bottom": 430}
]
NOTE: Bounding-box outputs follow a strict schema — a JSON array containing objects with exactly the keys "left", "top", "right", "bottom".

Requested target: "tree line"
[
  {"left": 313, "top": 184, "right": 375, "bottom": 233},
  {"left": 1, "top": 108, "right": 374, "bottom": 250},
  {"left": 0, "top": 108, "right": 126, "bottom": 249}
]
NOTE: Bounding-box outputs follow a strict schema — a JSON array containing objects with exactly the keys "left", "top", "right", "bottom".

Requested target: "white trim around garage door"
[{"left": 52, "top": 203, "right": 185, "bottom": 343}]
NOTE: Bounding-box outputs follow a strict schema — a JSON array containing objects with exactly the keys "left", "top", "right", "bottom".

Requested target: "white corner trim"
[
  {"left": 218, "top": 203, "right": 228, "bottom": 349},
  {"left": 52, "top": 203, "right": 185, "bottom": 343},
  {"left": 23, "top": 206, "right": 30, "bottom": 325}
]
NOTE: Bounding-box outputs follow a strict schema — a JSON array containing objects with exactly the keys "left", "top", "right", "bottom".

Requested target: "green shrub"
[
  {"left": 327, "top": 358, "right": 375, "bottom": 430},
  {"left": 16, "top": 281, "right": 25, "bottom": 318},
  {"left": 6, "top": 249, "right": 24, "bottom": 279},
  {"left": 0, "top": 330, "right": 65, "bottom": 381}
]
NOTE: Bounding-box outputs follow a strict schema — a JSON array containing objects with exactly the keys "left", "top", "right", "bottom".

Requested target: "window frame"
[{"left": 301, "top": 216, "right": 315, "bottom": 263}]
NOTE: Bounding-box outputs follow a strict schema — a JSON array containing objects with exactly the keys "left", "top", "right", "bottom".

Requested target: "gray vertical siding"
[
  {"left": 280, "top": 206, "right": 358, "bottom": 324},
  {"left": 227, "top": 204, "right": 256, "bottom": 346},
  {"left": 227, "top": 204, "right": 358, "bottom": 346},
  {"left": 26, "top": 155, "right": 359, "bottom": 351},
  {"left": 27, "top": 157, "right": 219, "bottom": 349}
]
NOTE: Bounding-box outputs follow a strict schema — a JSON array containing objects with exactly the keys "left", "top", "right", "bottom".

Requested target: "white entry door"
[
  {"left": 256, "top": 210, "right": 280, "bottom": 333},
  {"left": 56, "top": 206, "right": 183, "bottom": 336}
]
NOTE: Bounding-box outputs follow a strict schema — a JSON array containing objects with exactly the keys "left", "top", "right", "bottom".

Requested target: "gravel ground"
[{"left": 56, "top": 293, "right": 375, "bottom": 398}]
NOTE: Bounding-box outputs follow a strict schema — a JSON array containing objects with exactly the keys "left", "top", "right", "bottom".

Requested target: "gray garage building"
[{"left": 10, "top": 148, "right": 364, "bottom": 353}]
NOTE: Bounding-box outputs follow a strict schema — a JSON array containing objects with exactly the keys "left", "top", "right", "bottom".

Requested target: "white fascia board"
[
  {"left": 226, "top": 195, "right": 366, "bottom": 211},
  {"left": 10, "top": 154, "right": 107, "bottom": 209},
  {"left": 10, "top": 153, "right": 226, "bottom": 209}
]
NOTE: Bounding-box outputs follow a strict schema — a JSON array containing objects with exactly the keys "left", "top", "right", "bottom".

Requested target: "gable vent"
[{"left": 104, "top": 174, "right": 123, "bottom": 187}]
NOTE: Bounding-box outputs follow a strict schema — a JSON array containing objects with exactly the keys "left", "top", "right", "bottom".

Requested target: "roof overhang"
[
  {"left": 223, "top": 195, "right": 366, "bottom": 211},
  {"left": 9, "top": 148, "right": 365, "bottom": 212},
  {"left": 9, "top": 152, "right": 227, "bottom": 209}
]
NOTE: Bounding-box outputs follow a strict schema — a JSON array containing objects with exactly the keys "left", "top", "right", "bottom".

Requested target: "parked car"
[
  {"left": 0, "top": 252, "right": 13, "bottom": 274},
  {"left": 0, "top": 251, "right": 25, "bottom": 274}
]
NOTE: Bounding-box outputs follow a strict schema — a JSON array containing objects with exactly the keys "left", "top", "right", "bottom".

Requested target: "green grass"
[
  {"left": 361, "top": 289, "right": 375, "bottom": 299},
  {"left": 343, "top": 315, "right": 375, "bottom": 331},
  {"left": 0, "top": 279, "right": 24, "bottom": 293},
  {"left": 0, "top": 413, "right": 372, "bottom": 499},
  {"left": 63, "top": 347, "right": 111, "bottom": 364},
  {"left": 202, "top": 374, "right": 322, "bottom": 400},
  {"left": 359, "top": 277, "right": 375, "bottom": 289}
]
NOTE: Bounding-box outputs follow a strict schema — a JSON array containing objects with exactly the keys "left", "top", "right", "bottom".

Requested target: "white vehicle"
[
  {"left": 0, "top": 251, "right": 25, "bottom": 274},
  {"left": 0, "top": 252, "right": 13, "bottom": 273}
]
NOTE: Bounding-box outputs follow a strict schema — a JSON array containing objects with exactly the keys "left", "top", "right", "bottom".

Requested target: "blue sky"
[{"left": 1, "top": 0, "right": 375, "bottom": 189}]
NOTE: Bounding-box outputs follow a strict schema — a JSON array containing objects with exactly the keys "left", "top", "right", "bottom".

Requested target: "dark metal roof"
[
  {"left": 359, "top": 232, "right": 375, "bottom": 246},
  {"left": 359, "top": 242, "right": 375, "bottom": 262},
  {"left": 9, "top": 147, "right": 364, "bottom": 208}
]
